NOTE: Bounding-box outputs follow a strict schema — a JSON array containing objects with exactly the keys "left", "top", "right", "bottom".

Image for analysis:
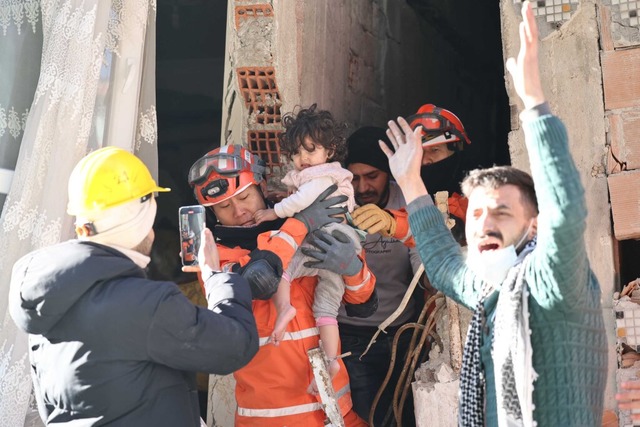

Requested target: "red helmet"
[
  {"left": 407, "top": 104, "right": 471, "bottom": 151},
  {"left": 188, "top": 144, "right": 266, "bottom": 206}
]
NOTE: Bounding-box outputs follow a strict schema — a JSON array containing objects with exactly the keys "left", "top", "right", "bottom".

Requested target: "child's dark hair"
[{"left": 279, "top": 104, "right": 347, "bottom": 163}]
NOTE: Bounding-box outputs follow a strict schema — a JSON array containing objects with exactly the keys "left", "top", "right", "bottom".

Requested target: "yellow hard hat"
[{"left": 67, "top": 147, "right": 170, "bottom": 217}]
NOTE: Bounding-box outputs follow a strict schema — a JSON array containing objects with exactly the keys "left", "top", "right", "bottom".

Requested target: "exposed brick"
[
  {"left": 248, "top": 130, "right": 283, "bottom": 173},
  {"left": 602, "top": 49, "right": 640, "bottom": 110},
  {"left": 608, "top": 169, "right": 640, "bottom": 240},
  {"left": 235, "top": 4, "right": 273, "bottom": 29},
  {"left": 608, "top": 114, "right": 624, "bottom": 174},
  {"left": 236, "top": 67, "right": 282, "bottom": 124},
  {"left": 620, "top": 112, "right": 640, "bottom": 170},
  {"left": 607, "top": 111, "right": 640, "bottom": 173},
  {"left": 597, "top": 4, "right": 614, "bottom": 52}
]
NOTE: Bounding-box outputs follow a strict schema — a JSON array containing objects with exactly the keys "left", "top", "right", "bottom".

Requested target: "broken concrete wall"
[
  {"left": 600, "top": 0, "right": 640, "bottom": 242},
  {"left": 614, "top": 288, "right": 640, "bottom": 426},
  {"left": 413, "top": 297, "right": 473, "bottom": 427},
  {"left": 500, "top": 0, "right": 617, "bottom": 419},
  {"left": 272, "top": 0, "right": 509, "bottom": 173},
  {"left": 274, "top": 0, "right": 389, "bottom": 127},
  {"left": 388, "top": 0, "right": 511, "bottom": 167}
]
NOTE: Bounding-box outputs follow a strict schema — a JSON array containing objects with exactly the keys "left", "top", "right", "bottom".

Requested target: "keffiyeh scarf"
[{"left": 458, "top": 238, "right": 537, "bottom": 427}]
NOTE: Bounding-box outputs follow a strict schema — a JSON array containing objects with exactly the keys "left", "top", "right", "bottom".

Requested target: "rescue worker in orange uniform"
[
  {"left": 351, "top": 104, "right": 471, "bottom": 246},
  {"left": 188, "top": 144, "right": 376, "bottom": 427}
]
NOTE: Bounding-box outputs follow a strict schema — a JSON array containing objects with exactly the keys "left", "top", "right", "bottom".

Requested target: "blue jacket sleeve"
[{"left": 146, "top": 273, "right": 258, "bottom": 375}]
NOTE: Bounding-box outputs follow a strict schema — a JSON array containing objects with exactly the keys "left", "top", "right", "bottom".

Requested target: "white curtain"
[{"left": 0, "top": 0, "right": 158, "bottom": 425}]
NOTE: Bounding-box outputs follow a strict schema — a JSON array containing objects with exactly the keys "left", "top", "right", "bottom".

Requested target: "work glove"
[
  {"left": 301, "top": 229, "right": 363, "bottom": 277},
  {"left": 234, "top": 250, "right": 283, "bottom": 300},
  {"left": 351, "top": 204, "right": 397, "bottom": 237},
  {"left": 293, "top": 184, "right": 347, "bottom": 232}
]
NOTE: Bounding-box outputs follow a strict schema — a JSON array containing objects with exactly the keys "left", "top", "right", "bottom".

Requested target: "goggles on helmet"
[
  {"left": 407, "top": 112, "right": 470, "bottom": 149},
  {"left": 188, "top": 153, "right": 265, "bottom": 186},
  {"left": 408, "top": 113, "right": 453, "bottom": 142}
]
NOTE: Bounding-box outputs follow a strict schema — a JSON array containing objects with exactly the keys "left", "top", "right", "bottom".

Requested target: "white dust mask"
[{"left": 466, "top": 221, "right": 534, "bottom": 286}]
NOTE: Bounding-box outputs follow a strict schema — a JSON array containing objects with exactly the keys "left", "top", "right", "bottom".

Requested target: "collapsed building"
[{"left": 1, "top": 0, "right": 639, "bottom": 425}]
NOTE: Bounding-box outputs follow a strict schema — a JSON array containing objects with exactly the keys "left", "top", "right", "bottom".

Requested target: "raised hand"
[
  {"left": 505, "top": 1, "right": 545, "bottom": 110},
  {"left": 379, "top": 117, "right": 428, "bottom": 204}
]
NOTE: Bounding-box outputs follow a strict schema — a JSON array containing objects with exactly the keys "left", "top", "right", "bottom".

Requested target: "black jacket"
[{"left": 9, "top": 240, "right": 258, "bottom": 426}]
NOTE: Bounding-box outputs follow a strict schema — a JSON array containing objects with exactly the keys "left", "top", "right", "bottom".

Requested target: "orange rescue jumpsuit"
[{"left": 218, "top": 217, "right": 375, "bottom": 427}]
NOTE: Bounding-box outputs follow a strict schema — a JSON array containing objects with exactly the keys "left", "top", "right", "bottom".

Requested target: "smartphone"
[{"left": 179, "top": 205, "right": 206, "bottom": 266}]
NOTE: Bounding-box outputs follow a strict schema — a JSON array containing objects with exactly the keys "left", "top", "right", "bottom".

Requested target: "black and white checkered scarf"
[{"left": 458, "top": 238, "right": 537, "bottom": 427}]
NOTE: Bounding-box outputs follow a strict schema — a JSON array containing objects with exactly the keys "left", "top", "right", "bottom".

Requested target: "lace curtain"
[{"left": 0, "top": 0, "right": 158, "bottom": 425}]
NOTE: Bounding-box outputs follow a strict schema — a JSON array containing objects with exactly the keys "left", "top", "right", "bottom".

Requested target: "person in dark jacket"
[{"left": 9, "top": 147, "right": 259, "bottom": 426}]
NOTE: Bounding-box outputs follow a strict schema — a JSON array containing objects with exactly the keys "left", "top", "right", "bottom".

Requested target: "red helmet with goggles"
[
  {"left": 406, "top": 104, "right": 471, "bottom": 151},
  {"left": 188, "top": 145, "right": 266, "bottom": 206}
]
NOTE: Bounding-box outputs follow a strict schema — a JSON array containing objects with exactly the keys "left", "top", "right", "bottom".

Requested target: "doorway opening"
[
  {"left": 382, "top": 0, "right": 511, "bottom": 170},
  {"left": 154, "top": 0, "right": 227, "bottom": 232},
  {"left": 151, "top": 0, "right": 228, "bottom": 420}
]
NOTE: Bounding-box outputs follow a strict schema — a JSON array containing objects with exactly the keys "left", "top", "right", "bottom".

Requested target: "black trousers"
[{"left": 339, "top": 324, "right": 418, "bottom": 427}]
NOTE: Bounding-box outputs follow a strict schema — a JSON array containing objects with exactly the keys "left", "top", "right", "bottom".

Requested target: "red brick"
[
  {"left": 607, "top": 111, "right": 640, "bottom": 173},
  {"left": 248, "top": 130, "right": 283, "bottom": 174},
  {"left": 236, "top": 67, "right": 282, "bottom": 125},
  {"left": 608, "top": 114, "right": 624, "bottom": 174},
  {"left": 602, "top": 49, "right": 640, "bottom": 110},
  {"left": 597, "top": 4, "right": 614, "bottom": 52},
  {"left": 602, "top": 409, "right": 617, "bottom": 427},
  {"left": 235, "top": 4, "right": 273, "bottom": 30},
  {"left": 621, "top": 112, "right": 640, "bottom": 170},
  {"left": 608, "top": 169, "right": 640, "bottom": 240}
]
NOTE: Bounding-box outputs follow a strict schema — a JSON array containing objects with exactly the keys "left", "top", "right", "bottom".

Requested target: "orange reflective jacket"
[
  {"left": 390, "top": 192, "right": 468, "bottom": 248},
  {"left": 218, "top": 218, "right": 374, "bottom": 427}
]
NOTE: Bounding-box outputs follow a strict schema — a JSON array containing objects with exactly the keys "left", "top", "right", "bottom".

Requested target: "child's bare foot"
[
  {"left": 307, "top": 358, "right": 341, "bottom": 395},
  {"left": 269, "top": 304, "right": 296, "bottom": 346}
]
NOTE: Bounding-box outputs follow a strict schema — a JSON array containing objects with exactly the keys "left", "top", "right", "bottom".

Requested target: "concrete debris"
[
  {"left": 413, "top": 361, "right": 459, "bottom": 427},
  {"left": 308, "top": 347, "right": 344, "bottom": 427},
  {"left": 411, "top": 302, "right": 466, "bottom": 427}
]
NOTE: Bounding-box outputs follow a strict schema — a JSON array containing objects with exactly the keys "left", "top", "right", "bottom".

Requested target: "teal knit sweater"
[{"left": 407, "top": 113, "right": 607, "bottom": 426}]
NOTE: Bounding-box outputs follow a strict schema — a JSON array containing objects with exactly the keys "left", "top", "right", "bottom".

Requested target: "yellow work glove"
[{"left": 351, "top": 204, "right": 396, "bottom": 237}]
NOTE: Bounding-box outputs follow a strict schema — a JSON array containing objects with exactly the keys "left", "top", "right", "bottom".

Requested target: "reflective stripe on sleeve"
[
  {"left": 400, "top": 229, "right": 413, "bottom": 243},
  {"left": 269, "top": 230, "right": 299, "bottom": 250},
  {"left": 344, "top": 271, "right": 370, "bottom": 292},
  {"left": 237, "top": 385, "right": 350, "bottom": 418},
  {"left": 258, "top": 327, "right": 319, "bottom": 347}
]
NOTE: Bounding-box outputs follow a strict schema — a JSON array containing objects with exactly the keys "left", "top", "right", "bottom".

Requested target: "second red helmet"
[{"left": 407, "top": 104, "right": 471, "bottom": 151}]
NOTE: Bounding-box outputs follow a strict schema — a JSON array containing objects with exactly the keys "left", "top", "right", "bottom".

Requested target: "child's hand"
[{"left": 254, "top": 208, "right": 278, "bottom": 224}]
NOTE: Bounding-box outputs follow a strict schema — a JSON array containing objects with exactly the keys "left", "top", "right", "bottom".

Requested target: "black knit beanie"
[{"left": 345, "top": 126, "right": 393, "bottom": 174}]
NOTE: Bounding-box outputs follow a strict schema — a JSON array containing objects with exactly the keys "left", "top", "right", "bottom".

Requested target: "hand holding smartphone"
[{"left": 179, "top": 205, "right": 205, "bottom": 266}]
